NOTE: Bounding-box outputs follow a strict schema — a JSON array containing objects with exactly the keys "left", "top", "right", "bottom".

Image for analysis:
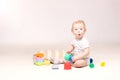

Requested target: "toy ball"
[
  {"left": 90, "top": 58, "right": 93, "bottom": 63},
  {"left": 89, "top": 63, "right": 94, "bottom": 68},
  {"left": 100, "top": 62, "right": 106, "bottom": 67},
  {"left": 64, "top": 54, "right": 73, "bottom": 61}
]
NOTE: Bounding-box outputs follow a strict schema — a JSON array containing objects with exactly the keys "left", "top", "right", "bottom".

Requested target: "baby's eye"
[{"left": 75, "top": 29, "right": 78, "bottom": 30}]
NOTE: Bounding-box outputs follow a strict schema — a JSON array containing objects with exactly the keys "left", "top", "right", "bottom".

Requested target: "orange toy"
[{"left": 35, "top": 53, "right": 44, "bottom": 58}]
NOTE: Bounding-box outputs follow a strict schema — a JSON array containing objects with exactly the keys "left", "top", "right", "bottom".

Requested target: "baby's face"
[{"left": 72, "top": 23, "right": 86, "bottom": 39}]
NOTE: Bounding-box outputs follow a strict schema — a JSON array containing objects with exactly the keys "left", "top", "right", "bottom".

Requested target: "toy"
[
  {"left": 89, "top": 63, "right": 94, "bottom": 68},
  {"left": 52, "top": 64, "right": 59, "bottom": 69},
  {"left": 100, "top": 62, "right": 106, "bottom": 67},
  {"left": 89, "top": 58, "right": 93, "bottom": 63},
  {"left": 35, "top": 62, "right": 44, "bottom": 66},
  {"left": 64, "top": 53, "right": 73, "bottom": 62},
  {"left": 33, "top": 52, "right": 51, "bottom": 66},
  {"left": 89, "top": 58, "right": 94, "bottom": 68},
  {"left": 35, "top": 57, "right": 44, "bottom": 62},
  {"left": 35, "top": 53, "right": 44, "bottom": 58},
  {"left": 44, "top": 60, "right": 50, "bottom": 65},
  {"left": 64, "top": 62, "right": 71, "bottom": 70}
]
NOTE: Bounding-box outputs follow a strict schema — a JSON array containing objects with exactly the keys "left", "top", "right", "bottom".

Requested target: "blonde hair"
[{"left": 71, "top": 20, "right": 86, "bottom": 32}]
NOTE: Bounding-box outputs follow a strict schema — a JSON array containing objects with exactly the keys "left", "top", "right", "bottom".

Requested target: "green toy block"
[
  {"left": 64, "top": 54, "right": 72, "bottom": 61},
  {"left": 89, "top": 63, "right": 94, "bottom": 68}
]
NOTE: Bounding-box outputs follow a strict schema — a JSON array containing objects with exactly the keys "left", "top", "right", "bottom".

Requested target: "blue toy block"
[{"left": 90, "top": 58, "right": 93, "bottom": 63}]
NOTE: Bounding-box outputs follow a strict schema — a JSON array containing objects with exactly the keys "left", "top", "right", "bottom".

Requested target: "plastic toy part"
[
  {"left": 44, "top": 60, "right": 50, "bottom": 65},
  {"left": 35, "top": 53, "right": 44, "bottom": 58},
  {"left": 89, "top": 63, "right": 94, "bottom": 68},
  {"left": 100, "top": 62, "right": 106, "bottom": 67},
  {"left": 90, "top": 58, "right": 93, "bottom": 63},
  {"left": 34, "top": 62, "right": 44, "bottom": 66},
  {"left": 35, "top": 57, "right": 44, "bottom": 62},
  {"left": 52, "top": 64, "right": 59, "bottom": 69},
  {"left": 64, "top": 54, "right": 73, "bottom": 61},
  {"left": 36, "top": 59, "right": 44, "bottom": 62},
  {"left": 64, "top": 62, "right": 71, "bottom": 70}
]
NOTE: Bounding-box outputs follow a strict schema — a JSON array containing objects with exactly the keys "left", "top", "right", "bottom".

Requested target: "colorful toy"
[
  {"left": 35, "top": 57, "right": 44, "bottom": 62},
  {"left": 33, "top": 52, "right": 50, "bottom": 66},
  {"left": 89, "top": 58, "right": 94, "bottom": 68},
  {"left": 64, "top": 53, "right": 73, "bottom": 62},
  {"left": 100, "top": 62, "right": 106, "bottom": 67},
  {"left": 64, "top": 62, "right": 71, "bottom": 70}
]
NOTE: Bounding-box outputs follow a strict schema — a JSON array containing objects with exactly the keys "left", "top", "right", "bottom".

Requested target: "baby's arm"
[
  {"left": 66, "top": 45, "right": 74, "bottom": 53},
  {"left": 72, "top": 47, "right": 90, "bottom": 62}
]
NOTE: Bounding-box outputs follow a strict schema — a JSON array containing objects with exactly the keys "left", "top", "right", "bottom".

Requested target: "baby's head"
[{"left": 71, "top": 20, "right": 86, "bottom": 39}]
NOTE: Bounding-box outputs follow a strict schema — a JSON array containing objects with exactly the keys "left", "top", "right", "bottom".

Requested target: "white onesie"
[{"left": 71, "top": 37, "right": 90, "bottom": 56}]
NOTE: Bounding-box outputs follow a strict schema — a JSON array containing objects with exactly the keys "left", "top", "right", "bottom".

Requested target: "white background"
[
  {"left": 0, "top": 1, "right": 120, "bottom": 80},
  {"left": 0, "top": 0, "right": 120, "bottom": 45}
]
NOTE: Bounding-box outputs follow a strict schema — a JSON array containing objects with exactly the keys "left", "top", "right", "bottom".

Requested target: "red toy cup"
[{"left": 64, "top": 62, "right": 71, "bottom": 70}]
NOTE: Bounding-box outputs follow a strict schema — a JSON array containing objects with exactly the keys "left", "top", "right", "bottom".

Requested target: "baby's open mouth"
[{"left": 78, "top": 34, "right": 81, "bottom": 36}]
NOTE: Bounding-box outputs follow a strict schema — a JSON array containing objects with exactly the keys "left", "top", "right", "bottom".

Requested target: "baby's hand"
[
  {"left": 66, "top": 50, "right": 71, "bottom": 53},
  {"left": 72, "top": 56, "right": 79, "bottom": 62},
  {"left": 66, "top": 45, "right": 74, "bottom": 53}
]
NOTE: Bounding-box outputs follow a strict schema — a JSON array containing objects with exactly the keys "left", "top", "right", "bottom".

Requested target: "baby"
[{"left": 66, "top": 20, "right": 90, "bottom": 68}]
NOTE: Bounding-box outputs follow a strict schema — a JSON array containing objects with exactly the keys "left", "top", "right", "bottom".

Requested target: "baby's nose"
[{"left": 77, "top": 30, "right": 80, "bottom": 32}]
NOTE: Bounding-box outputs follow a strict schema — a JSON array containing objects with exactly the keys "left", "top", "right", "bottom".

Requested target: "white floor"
[{"left": 0, "top": 44, "right": 120, "bottom": 80}]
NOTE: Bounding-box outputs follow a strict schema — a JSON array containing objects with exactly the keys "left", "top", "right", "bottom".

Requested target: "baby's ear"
[
  {"left": 84, "top": 27, "right": 87, "bottom": 32},
  {"left": 84, "top": 29, "right": 86, "bottom": 33}
]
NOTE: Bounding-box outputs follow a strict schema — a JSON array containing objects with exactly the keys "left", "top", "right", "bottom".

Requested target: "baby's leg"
[
  {"left": 72, "top": 59, "right": 88, "bottom": 68},
  {"left": 48, "top": 57, "right": 65, "bottom": 64}
]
